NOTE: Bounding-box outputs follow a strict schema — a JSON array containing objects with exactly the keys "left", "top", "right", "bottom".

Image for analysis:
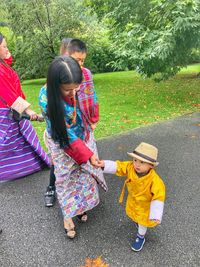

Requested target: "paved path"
[{"left": 1, "top": 113, "right": 200, "bottom": 267}]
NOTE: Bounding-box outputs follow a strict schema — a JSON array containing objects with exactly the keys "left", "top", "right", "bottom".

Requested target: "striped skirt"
[{"left": 0, "top": 108, "right": 50, "bottom": 181}]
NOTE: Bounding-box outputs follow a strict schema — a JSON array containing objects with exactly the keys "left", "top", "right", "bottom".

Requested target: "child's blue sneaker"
[{"left": 131, "top": 234, "right": 145, "bottom": 252}]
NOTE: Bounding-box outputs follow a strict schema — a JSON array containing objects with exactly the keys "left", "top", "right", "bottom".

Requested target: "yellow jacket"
[{"left": 115, "top": 161, "right": 166, "bottom": 227}]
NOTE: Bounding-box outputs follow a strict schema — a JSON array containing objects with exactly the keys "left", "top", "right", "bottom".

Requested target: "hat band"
[{"left": 133, "top": 150, "right": 157, "bottom": 163}]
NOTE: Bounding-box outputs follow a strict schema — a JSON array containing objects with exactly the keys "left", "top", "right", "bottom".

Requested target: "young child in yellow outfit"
[{"left": 100, "top": 142, "right": 166, "bottom": 252}]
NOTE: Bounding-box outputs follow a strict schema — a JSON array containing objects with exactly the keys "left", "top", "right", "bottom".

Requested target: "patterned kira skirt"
[{"left": 45, "top": 131, "right": 107, "bottom": 220}]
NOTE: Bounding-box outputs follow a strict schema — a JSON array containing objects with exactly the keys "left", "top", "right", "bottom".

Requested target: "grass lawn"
[{"left": 22, "top": 64, "right": 200, "bottom": 148}]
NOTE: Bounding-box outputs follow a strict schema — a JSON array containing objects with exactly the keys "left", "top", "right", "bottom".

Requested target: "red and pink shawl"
[{"left": 77, "top": 67, "right": 99, "bottom": 141}]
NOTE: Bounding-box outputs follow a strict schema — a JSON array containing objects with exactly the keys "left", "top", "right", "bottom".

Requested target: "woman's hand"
[
  {"left": 24, "top": 108, "right": 38, "bottom": 121},
  {"left": 98, "top": 160, "right": 105, "bottom": 168},
  {"left": 89, "top": 154, "right": 103, "bottom": 168},
  {"left": 90, "top": 123, "right": 97, "bottom": 131}
]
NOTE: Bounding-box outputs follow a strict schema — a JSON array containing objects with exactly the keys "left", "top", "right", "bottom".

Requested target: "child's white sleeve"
[
  {"left": 103, "top": 160, "right": 117, "bottom": 174},
  {"left": 149, "top": 200, "right": 164, "bottom": 222}
]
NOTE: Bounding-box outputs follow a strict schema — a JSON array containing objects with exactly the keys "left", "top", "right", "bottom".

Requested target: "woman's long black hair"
[{"left": 47, "top": 56, "right": 82, "bottom": 148}]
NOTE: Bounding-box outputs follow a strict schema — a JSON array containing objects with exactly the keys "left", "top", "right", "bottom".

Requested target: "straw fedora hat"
[{"left": 127, "top": 142, "right": 159, "bottom": 166}]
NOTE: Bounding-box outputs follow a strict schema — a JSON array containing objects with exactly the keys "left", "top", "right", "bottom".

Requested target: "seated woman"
[
  {"left": 0, "top": 33, "right": 50, "bottom": 181},
  {"left": 39, "top": 56, "right": 107, "bottom": 238}
]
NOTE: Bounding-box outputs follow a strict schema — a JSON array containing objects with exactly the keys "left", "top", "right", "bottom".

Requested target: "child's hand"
[{"left": 150, "top": 219, "right": 161, "bottom": 224}]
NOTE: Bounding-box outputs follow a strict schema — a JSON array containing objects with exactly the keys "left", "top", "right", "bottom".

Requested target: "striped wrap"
[{"left": 0, "top": 108, "right": 50, "bottom": 181}]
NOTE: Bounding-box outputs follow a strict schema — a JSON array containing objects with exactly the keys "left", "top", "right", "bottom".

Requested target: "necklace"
[{"left": 65, "top": 97, "right": 77, "bottom": 128}]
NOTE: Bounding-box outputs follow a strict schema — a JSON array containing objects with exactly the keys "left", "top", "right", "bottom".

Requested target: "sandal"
[
  {"left": 64, "top": 228, "right": 76, "bottom": 239},
  {"left": 77, "top": 212, "right": 88, "bottom": 222},
  {"left": 64, "top": 219, "right": 76, "bottom": 239}
]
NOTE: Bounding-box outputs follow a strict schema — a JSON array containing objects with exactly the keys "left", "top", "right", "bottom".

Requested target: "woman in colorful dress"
[
  {"left": 0, "top": 33, "right": 50, "bottom": 181},
  {"left": 44, "top": 38, "right": 100, "bottom": 207},
  {"left": 39, "top": 56, "right": 107, "bottom": 238}
]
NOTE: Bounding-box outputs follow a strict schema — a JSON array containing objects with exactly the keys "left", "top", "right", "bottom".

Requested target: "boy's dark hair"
[{"left": 67, "top": 39, "right": 87, "bottom": 55}]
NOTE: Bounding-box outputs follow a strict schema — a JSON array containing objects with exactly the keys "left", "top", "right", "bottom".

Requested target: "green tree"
[
  {"left": 86, "top": 0, "right": 200, "bottom": 79},
  {"left": 4, "top": 0, "right": 83, "bottom": 78},
  {"left": 0, "top": 1, "right": 8, "bottom": 26},
  {"left": 3, "top": 0, "right": 114, "bottom": 78}
]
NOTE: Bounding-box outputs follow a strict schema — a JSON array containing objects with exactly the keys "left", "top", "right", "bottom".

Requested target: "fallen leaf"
[
  {"left": 117, "top": 144, "right": 126, "bottom": 151},
  {"left": 80, "top": 257, "right": 109, "bottom": 267}
]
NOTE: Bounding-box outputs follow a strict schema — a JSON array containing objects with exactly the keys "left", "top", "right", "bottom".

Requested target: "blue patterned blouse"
[{"left": 39, "top": 86, "right": 87, "bottom": 145}]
